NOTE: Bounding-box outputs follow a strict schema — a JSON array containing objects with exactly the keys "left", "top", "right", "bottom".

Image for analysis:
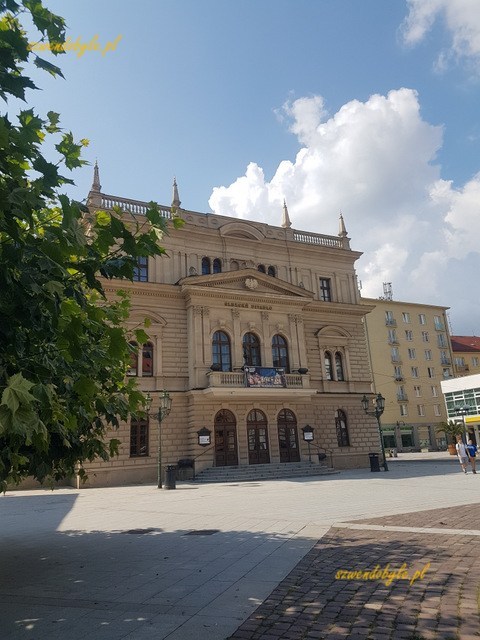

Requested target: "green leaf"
[
  {"left": 33, "top": 56, "right": 65, "bottom": 78},
  {"left": 1, "top": 373, "right": 36, "bottom": 415}
]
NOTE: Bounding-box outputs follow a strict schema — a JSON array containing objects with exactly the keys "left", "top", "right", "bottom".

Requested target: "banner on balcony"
[{"left": 245, "top": 367, "right": 287, "bottom": 388}]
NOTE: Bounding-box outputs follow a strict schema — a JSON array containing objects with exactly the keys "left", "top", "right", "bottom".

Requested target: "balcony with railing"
[
  {"left": 455, "top": 364, "right": 470, "bottom": 373},
  {"left": 203, "top": 368, "right": 316, "bottom": 398}
]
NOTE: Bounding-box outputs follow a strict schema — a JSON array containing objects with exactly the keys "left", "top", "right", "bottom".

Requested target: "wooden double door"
[{"left": 214, "top": 410, "right": 239, "bottom": 467}]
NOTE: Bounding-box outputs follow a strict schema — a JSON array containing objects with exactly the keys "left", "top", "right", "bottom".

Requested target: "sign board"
[{"left": 244, "top": 367, "right": 287, "bottom": 388}]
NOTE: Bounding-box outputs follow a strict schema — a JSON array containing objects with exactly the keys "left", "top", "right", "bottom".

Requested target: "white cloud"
[
  {"left": 208, "top": 89, "right": 480, "bottom": 333},
  {"left": 401, "top": 0, "right": 480, "bottom": 71}
]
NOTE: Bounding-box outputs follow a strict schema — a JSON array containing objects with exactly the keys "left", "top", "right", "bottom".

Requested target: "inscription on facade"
[{"left": 224, "top": 302, "right": 272, "bottom": 310}]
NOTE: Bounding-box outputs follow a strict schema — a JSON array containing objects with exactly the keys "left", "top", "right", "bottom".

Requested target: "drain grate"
[{"left": 184, "top": 529, "right": 220, "bottom": 536}]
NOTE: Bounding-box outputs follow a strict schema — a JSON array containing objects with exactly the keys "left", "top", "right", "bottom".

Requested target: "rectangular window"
[
  {"left": 405, "top": 330, "right": 413, "bottom": 341},
  {"left": 417, "top": 404, "right": 425, "bottom": 417},
  {"left": 434, "top": 404, "right": 441, "bottom": 417},
  {"left": 402, "top": 312, "right": 411, "bottom": 323},
  {"left": 400, "top": 404, "right": 408, "bottom": 416},
  {"left": 473, "top": 357, "right": 479, "bottom": 367},
  {"left": 428, "top": 367, "right": 435, "bottom": 378},
  {"left": 454, "top": 356, "right": 465, "bottom": 366},
  {"left": 394, "top": 365, "right": 403, "bottom": 380},
  {"left": 424, "top": 349, "right": 432, "bottom": 360},
  {"left": 385, "top": 310, "right": 396, "bottom": 326},
  {"left": 397, "top": 385, "right": 407, "bottom": 401},
  {"left": 388, "top": 328, "right": 398, "bottom": 344},
  {"left": 408, "top": 348, "right": 416, "bottom": 359},
  {"left": 411, "top": 366, "right": 419, "bottom": 378},
  {"left": 414, "top": 385, "right": 421, "bottom": 397},
  {"left": 433, "top": 315, "right": 444, "bottom": 330},
  {"left": 130, "top": 418, "right": 149, "bottom": 457},
  {"left": 440, "top": 351, "right": 450, "bottom": 365},
  {"left": 391, "top": 347, "right": 400, "bottom": 362},
  {"left": 319, "top": 278, "right": 332, "bottom": 302},
  {"left": 431, "top": 385, "right": 438, "bottom": 397},
  {"left": 418, "top": 314, "right": 426, "bottom": 325},
  {"left": 443, "top": 368, "right": 451, "bottom": 378},
  {"left": 133, "top": 256, "right": 148, "bottom": 282},
  {"left": 437, "top": 333, "right": 447, "bottom": 348},
  {"left": 422, "top": 331, "right": 429, "bottom": 342}
]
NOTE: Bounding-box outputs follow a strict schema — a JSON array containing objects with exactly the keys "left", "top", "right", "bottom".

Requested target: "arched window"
[
  {"left": 127, "top": 342, "right": 138, "bottom": 376},
  {"left": 243, "top": 332, "right": 261, "bottom": 366},
  {"left": 324, "top": 351, "right": 333, "bottom": 380},
  {"left": 201, "top": 257, "right": 211, "bottom": 275},
  {"left": 257, "top": 264, "right": 266, "bottom": 273},
  {"left": 267, "top": 265, "right": 276, "bottom": 277},
  {"left": 335, "top": 352, "right": 344, "bottom": 381},
  {"left": 272, "top": 334, "right": 289, "bottom": 372},
  {"left": 142, "top": 342, "right": 154, "bottom": 377},
  {"left": 335, "top": 409, "right": 350, "bottom": 447},
  {"left": 130, "top": 417, "right": 149, "bottom": 457},
  {"left": 212, "top": 258, "right": 222, "bottom": 273},
  {"left": 230, "top": 260, "right": 239, "bottom": 271},
  {"left": 212, "top": 331, "right": 231, "bottom": 371}
]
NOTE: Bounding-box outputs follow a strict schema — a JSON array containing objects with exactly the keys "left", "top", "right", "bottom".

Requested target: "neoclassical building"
[{"left": 82, "top": 168, "right": 379, "bottom": 486}]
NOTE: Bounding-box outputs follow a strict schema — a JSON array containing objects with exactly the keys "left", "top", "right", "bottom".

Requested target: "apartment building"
[
  {"left": 362, "top": 296, "right": 454, "bottom": 451},
  {"left": 450, "top": 336, "right": 480, "bottom": 377},
  {"left": 80, "top": 168, "right": 380, "bottom": 486}
]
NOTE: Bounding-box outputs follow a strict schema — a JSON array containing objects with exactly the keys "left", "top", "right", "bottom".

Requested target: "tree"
[
  {"left": 436, "top": 420, "right": 464, "bottom": 444},
  {"left": 0, "top": 0, "right": 181, "bottom": 490}
]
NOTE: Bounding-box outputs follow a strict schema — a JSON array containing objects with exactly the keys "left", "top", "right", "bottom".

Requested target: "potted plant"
[{"left": 437, "top": 420, "right": 465, "bottom": 455}]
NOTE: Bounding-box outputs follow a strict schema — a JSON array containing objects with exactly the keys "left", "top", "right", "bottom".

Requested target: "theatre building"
[{"left": 82, "top": 168, "right": 380, "bottom": 486}]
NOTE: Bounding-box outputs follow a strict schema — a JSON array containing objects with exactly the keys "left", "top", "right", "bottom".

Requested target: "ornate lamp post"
[
  {"left": 454, "top": 405, "right": 470, "bottom": 442},
  {"left": 362, "top": 393, "right": 388, "bottom": 472},
  {"left": 146, "top": 390, "right": 172, "bottom": 489}
]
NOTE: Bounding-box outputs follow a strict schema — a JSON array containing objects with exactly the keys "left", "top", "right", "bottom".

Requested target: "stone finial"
[
  {"left": 281, "top": 199, "right": 292, "bottom": 229},
  {"left": 172, "top": 177, "right": 181, "bottom": 209},
  {"left": 91, "top": 160, "right": 101, "bottom": 192},
  {"left": 338, "top": 212, "right": 348, "bottom": 237}
]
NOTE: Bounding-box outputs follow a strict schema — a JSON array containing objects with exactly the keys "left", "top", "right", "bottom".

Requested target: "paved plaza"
[{"left": 1, "top": 454, "right": 479, "bottom": 640}]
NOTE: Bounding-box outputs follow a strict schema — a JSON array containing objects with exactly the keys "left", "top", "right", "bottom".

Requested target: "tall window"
[
  {"left": 388, "top": 329, "right": 397, "bottom": 344},
  {"left": 142, "top": 342, "right": 153, "bottom": 376},
  {"left": 319, "top": 278, "right": 332, "bottom": 302},
  {"left": 428, "top": 367, "right": 435, "bottom": 378},
  {"left": 267, "top": 265, "right": 276, "bottom": 276},
  {"left": 400, "top": 404, "right": 408, "bottom": 416},
  {"left": 402, "top": 312, "right": 411, "bottom": 323},
  {"left": 411, "top": 366, "right": 419, "bottom": 378},
  {"left": 417, "top": 405, "right": 426, "bottom": 417},
  {"left": 335, "top": 352, "right": 345, "bottom": 381},
  {"left": 414, "top": 385, "right": 421, "bottom": 397},
  {"left": 385, "top": 310, "right": 395, "bottom": 325},
  {"left": 272, "top": 334, "right": 289, "bottom": 372},
  {"left": 133, "top": 256, "right": 148, "bottom": 282},
  {"left": 422, "top": 331, "right": 429, "bottom": 342},
  {"left": 243, "top": 332, "right": 261, "bottom": 366},
  {"left": 127, "top": 341, "right": 138, "bottom": 376},
  {"left": 405, "top": 330, "right": 413, "bottom": 341},
  {"left": 424, "top": 349, "right": 432, "bottom": 361},
  {"left": 335, "top": 409, "right": 350, "bottom": 447},
  {"left": 394, "top": 365, "right": 403, "bottom": 380},
  {"left": 212, "top": 331, "right": 231, "bottom": 371},
  {"left": 431, "top": 385, "right": 438, "bottom": 397},
  {"left": 130, "top": 418, "right": 149, "bottom": 457},
  {"left": 212, "top": 258, "right": 222, "bottom": 274},
  {"left": 419, "top": 314, "right": 426, "bottom": 325},
  {"left": 434, "top": 315, "right": 444, "bottom": 330},
  {"left": 201, "top": 257, "right": 211, "bottom": 275},
  {"left": 391, "top": 347, "right": 400, "bottom": 362},
  {"left": 437, "top": 333, "right": 447, "bottom": 347},
  {"left": 324, "top": 351, "right": 333, "bottom": 380},
  {"left": 408, "top": 348, "right": 416, "bottom": 359}
]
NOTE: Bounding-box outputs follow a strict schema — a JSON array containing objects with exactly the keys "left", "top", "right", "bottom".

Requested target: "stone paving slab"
[{"left": 227, "top": 504, "right": 480, "bottom": 640}]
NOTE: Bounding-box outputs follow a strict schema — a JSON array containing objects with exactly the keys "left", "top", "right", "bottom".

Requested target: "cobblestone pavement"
[{"left": 227, "top": 504, "right": 480, "bottom": 640}]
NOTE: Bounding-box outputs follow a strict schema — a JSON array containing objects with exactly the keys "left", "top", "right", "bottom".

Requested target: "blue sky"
[{"left": 16, "top": 0, "right": 480, "bottom": 334}]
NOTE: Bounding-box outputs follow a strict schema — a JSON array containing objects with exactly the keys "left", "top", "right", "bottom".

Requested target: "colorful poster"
[{"left": 245, "top": 367, "right": 287, "bottom": 388}]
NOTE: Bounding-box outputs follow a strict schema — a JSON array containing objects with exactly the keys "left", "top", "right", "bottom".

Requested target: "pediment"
[{"left": 178, "top": 268, "right": 314, "bottom": 299}]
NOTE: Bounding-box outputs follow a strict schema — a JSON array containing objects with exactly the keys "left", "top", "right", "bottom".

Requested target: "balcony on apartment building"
[{"left": 455, "top": 364, "right": 470, "bottom": 373}]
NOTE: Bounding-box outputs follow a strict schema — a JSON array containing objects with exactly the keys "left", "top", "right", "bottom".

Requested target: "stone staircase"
[{"left": 191, "top": 461, "right": 337, "bottom": 484}]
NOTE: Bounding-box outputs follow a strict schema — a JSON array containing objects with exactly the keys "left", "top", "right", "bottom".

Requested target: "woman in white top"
[{"left": 456, "top": 434, "right": 470, "bottom": 474}]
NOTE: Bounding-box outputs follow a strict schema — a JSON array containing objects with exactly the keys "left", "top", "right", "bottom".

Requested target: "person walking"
[
  {"left": 456, "top": 435, "right": 470, "bottom": 474},
  {"left": 466, "top": 439, "right": 478, "bottom": 474}
]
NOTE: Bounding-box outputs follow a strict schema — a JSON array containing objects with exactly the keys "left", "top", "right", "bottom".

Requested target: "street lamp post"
[
  {"left": 146, "top": 390, "right": 172, "bottom": 489},
  {"left": 362, "top": 393, "right": 388, "bottom": 472},
  {"left": 454, "top": 405, "right": 469, "bottom": 443}
]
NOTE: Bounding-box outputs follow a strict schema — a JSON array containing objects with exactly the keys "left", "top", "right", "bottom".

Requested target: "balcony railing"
[
  {"left": 397, "top": 393, "right": 408, "bottom": 402},
  {"left": 207, "top": 371, "right": 309, "bottom": 389},
  {"left": 456, "top": 364, "right": 469, "bottom": 372}
]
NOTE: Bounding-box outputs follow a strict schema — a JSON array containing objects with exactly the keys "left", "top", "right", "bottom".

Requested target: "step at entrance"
[{"left": 191, "top": 461, "right": 337, "bottom": 484}]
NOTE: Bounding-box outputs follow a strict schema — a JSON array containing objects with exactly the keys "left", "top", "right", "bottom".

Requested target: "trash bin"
[
  {"left": 164, "top": 465, "right": 177, "bottom": 490},
  {"left": 369, "top": 452, "right": 380, "bottom": 472}
]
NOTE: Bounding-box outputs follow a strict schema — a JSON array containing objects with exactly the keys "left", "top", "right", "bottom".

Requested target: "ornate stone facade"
[{"left": 81, "top": 175, "right": 379, "bottom": 486}]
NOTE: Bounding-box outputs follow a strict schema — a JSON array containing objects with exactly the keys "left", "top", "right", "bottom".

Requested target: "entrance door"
[
  {"left": 247, "top": 409, "right": 270, "bottom": 464},
  {"left": 215, "top": 410, "right": 238, "bottom": 467},
  {"left": 277, "top": 409, "right": 300, "bottom": 463}
]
